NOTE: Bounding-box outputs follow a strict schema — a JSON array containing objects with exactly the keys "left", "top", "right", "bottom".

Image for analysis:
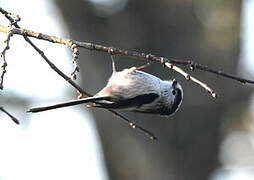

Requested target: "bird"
[{"left": 28, "top": 59, "right": 183, "bottom": 116}]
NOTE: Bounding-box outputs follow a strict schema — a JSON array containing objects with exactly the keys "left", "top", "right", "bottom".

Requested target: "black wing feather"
[{"left": 92, "top": 93, "right": 159, "bottom": 109}]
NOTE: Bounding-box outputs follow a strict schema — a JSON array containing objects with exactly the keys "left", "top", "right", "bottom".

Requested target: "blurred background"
[{"left": 0, "top": 0, "right": 254, "bottom": 179}]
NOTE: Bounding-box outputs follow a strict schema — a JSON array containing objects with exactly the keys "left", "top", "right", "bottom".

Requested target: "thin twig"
[
  {"left": 0, "top": 10, "right": 20, "bottom": 89},
  {"left": 165, "top": 62, "right": 218, "bottom": 98},
  {"left": 0, "top": 106, "right": 20, "bottom": 124},
  {"left": 0, "top": 8, "right": 155, "bottom": 140},
  {"left": 169, "top": 58, "right": 254, "bottom": 84},
  {"left": 0, "top": 7, "right": 20, "bottom": 25},
  {"left": 0, "top": 26, "right": 13, "bottom": 89},
  {"left": 108, "top": 110, "right": 156, "bottom": 140},
  {"left": 24, "top": 40, "right": 86, "bottom": 97},
  {"left": 0, "top": 24, "right": 253, "bottom": 86},
  {"left": 70, "top": 43, "right": 80, "bottom": 80}
]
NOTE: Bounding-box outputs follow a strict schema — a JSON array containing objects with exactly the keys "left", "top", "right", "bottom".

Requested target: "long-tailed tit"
[{"left": 28, "top": 60, "right": 183, "bottom": 116}]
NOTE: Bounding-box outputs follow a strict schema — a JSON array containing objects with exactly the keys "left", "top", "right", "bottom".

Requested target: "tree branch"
[
  {"left": 0, "top": 26, "right": 13, "bottom": 89},
  {"left": 0, "top": 24, "right": 253, "bottom": 88},
  {"left": 0, "top": 106, "right": 19, "bottom": 124}
]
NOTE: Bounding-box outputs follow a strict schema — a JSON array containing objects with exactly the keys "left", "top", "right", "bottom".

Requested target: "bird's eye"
[{"left": 172, "top": 89, "right": 177, "bottom": 95}]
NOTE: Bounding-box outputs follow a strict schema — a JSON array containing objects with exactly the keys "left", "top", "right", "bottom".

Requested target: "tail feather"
[{"left": 27, "top": 96, "right": 112, "bottom": 113}]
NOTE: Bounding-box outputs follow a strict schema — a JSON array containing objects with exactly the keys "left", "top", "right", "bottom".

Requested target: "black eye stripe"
[
  {"left": 170, "top": 88, "right": 182, "bottom": 113},
  {"left": 175, "top": 88, "right": 182, "bottom": 102},
  {"left": 172, "top": 89, "right": 176, "bottom": 95}
]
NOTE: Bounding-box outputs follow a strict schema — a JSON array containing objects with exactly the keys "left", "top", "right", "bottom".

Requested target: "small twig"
[
  {"left": 0, "top": 7, "right": 20, "bottom": 26},
  {"left": 0, "top": 26, "right": 13, "bottom": 89},
  {"left": 165, "top": 61, "right": 218, "bottom": 98},
  {"left": 29, "top": 41, "right": 86, "bottom": 97},
  {"left": 108, "top": 109, "right": 157, "bottom": 140},
  {"left": 0, "top": 106, "right": 20, "bottom": 124},
  {"left": 170, "top": 58, "right": 254, "bottom": 85},
  {"left": 70, "top": 43, "right": 80, "bottom": 80}
]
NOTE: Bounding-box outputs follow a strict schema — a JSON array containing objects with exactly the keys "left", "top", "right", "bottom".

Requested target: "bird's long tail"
[{"left": 27, "top": 96, "right": 112, "bottom": 113}]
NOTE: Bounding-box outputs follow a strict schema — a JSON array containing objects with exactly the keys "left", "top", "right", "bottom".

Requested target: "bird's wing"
[{"left": 90, "top": 93, "right": 159, "bottom": 110}]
